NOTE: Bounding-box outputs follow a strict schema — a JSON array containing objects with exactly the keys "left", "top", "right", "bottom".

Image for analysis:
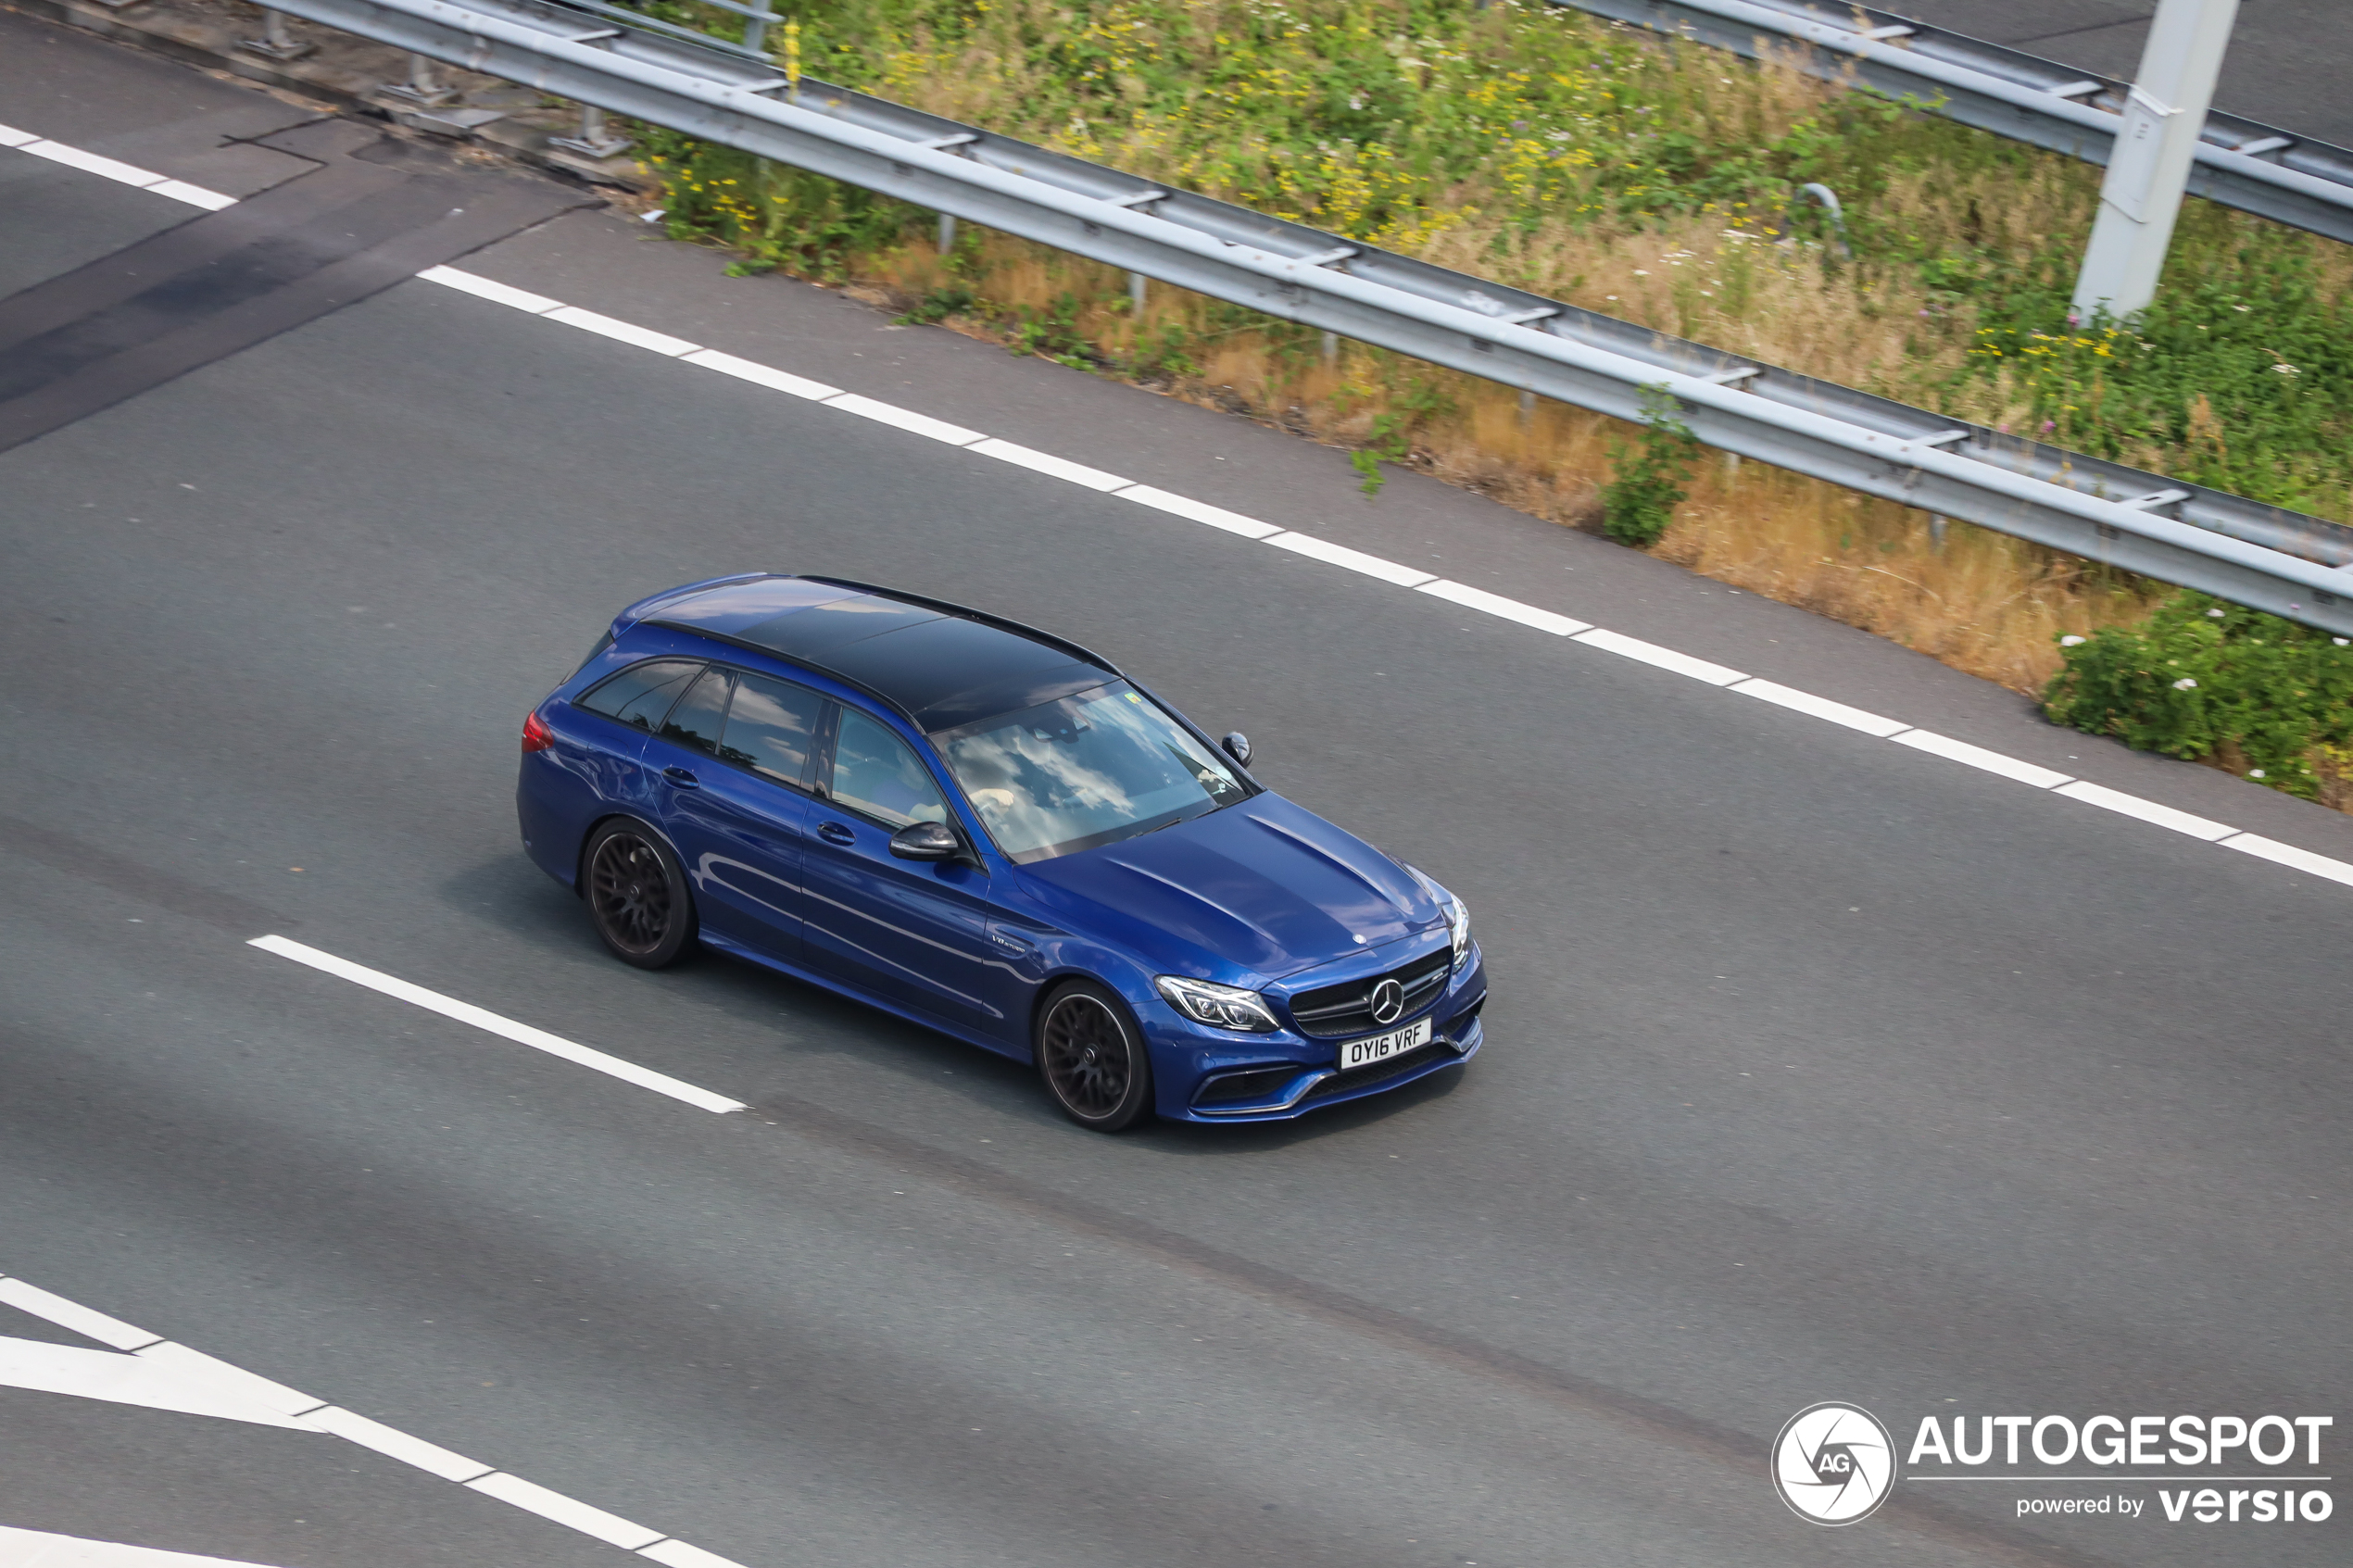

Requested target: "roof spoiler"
[
  {"left": 793, "top": 574, "right": 1123, "bottom": 677},
  {"left": 613, "top": 571, "right": 783, "bottom": 632}
]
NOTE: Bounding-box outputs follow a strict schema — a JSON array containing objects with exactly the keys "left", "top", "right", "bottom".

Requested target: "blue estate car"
[{"left": 517, "top": 574, "right": 1484, "bottom": 1130}]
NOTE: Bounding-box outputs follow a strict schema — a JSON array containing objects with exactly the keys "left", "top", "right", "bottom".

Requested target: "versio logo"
[{"left": 1772, "top": 1403, "right": 1897, "bottom": 1524}]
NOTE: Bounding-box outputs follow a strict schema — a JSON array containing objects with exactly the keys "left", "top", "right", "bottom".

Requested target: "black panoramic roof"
[{"left": 648, "top": 575, "right": 1119, "bottom": 732}]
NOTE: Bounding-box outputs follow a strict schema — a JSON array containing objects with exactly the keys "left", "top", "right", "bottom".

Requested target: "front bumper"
[{"left": 1150, "top": 947, "right": 1486, "bottom": 1123}]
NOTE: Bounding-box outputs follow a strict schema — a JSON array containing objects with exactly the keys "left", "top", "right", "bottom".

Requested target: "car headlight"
[
  {"left": 1155, "top": 974, "right": 1279, "bottom": 1033},
  {"left": 1404, "top": 863, "right": 1474, "bottom": 974},
  {"left": 1447, "top": 896, "right": 1473, "bottom": 972}
]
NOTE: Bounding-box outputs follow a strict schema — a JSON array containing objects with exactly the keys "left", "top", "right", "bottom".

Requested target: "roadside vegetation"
[{"left": 629, "top": 0, "right": 2353, "bottom": 803}]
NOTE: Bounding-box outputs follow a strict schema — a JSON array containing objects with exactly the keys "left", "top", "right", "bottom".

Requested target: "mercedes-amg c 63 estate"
[{"left": 517, "top": 574, "right": 1485, "bottom": 1130}]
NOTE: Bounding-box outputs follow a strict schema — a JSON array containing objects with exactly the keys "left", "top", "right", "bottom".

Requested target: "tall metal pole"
[{"left": 2069, "top": 0, "right": 2240, "bottom": 323}]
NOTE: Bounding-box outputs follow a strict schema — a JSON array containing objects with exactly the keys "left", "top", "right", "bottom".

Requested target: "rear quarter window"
[{"left": 577, "top": 659, "right": 704, "bottom": 732}]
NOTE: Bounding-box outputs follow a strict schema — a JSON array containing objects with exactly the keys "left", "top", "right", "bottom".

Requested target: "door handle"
[
  {"left": 817, "top": 821, "right": 855, "bottom": 846},
  {"left": 662, "top": 766, "right": 700, "bottom": 788}
]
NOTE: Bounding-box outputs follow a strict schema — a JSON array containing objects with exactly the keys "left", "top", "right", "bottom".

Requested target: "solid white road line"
[
  {"left": 415, "top": 264, "right": 561, "bottom": 314},
  {"left": 246, "top": 935, "right": 747, "bottom": 1113},
  {"left": 970, "top": 437, "right": 1132, "bottom": 491},
  {"left": 19, "top": 140, "right": 165, "bottom": 187},
  {"left": 545, "top": 306, "right": 701, "bottom": 358},
  {"left": 1415, "top": 579, "right": 1592, "bottom": 635},
  {"left": 0, "top": 1273, "right": 754, "bottom": 1568},
  {"left": 681, "top": 348, "right": 840, "bottom": 400},
  {"left": 0, "top": 1277, "right": 163, "bottom": 1350},
  {"left": 1731, "top": 678, "right": 1910, "bottom": 738},
  {"left": 1265, "top": 531, "right": 1438, "bottom": 586},
  {"left": 147, "top": 180, "right": 237, "bottom": 210},
  {"left": 294, "top": 1406, "right": 494, "bottom": 1483},
  {"left": 0, "top": 1336, "right": 308, "bottom": 1428},
  {"left": 821, "top": 392, "right": 985, "bottom": 445},
  {"left": 17, "top": 123, "right": 2353, "bottom": 897},
  {"left": 466, "top": 1474, "right": 665, "bottom": 1550},
  {"left": 1572, "top": 628, "right": 1748, "bottom": 686},
  {"left": 1115, "top": 484, "right": 1283, "bottom": 538},
  {"left": 132, "top": 1343, "right": 323, "bottom": 1419},
  {"left": 2052, "top": 780, "right": 2238, "bottom": 842},
  {"left": 2221, "top": 831, "right": 2353, "bottom": 886},
  {"left": 638, "top": 1540, "right": 759, "bottom": 1568},
  {"left": 1889, "top": 729, "right": 2072, "bottom": 789},
  {"left": 0, "top": 1524, "right": 287, "bottom": 1568}
]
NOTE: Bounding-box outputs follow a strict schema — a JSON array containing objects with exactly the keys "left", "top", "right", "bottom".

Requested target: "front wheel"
[
  {"left": 1036, "top": 981, "right": 1154, "bottom": 1132},
  {"left": 583, "top": 820, "right": 695, "bottom": 969}
]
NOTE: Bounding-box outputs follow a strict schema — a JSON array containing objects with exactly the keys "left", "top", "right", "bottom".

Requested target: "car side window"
[
  {"left": 719, "top": 672, "right": 824, "bottom": 788},
  {"left": 578, "top": 659, "right": 704, "bottom": 733},
  {"left": 827, "top": 708, "right": 950, "bottom": 829},
  {"left": 660, "top": 668, "right": 733, "bottom": 756}
]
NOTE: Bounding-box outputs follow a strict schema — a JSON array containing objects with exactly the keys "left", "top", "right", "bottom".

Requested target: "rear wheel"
[
  {"left": 1036, "top": 981, "right": 1154, "bottom": 1132},
  {"left": 584, "top": 821, "right": 695, "bottom": 969}
]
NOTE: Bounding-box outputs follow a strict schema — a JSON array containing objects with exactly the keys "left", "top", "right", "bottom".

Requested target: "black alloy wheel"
[
  {"left": 584, "top": 822, "right": 695, "bottom": 969},
  {"left": 1037, "top": 981, "right": 1154, "bottom": 1132}
]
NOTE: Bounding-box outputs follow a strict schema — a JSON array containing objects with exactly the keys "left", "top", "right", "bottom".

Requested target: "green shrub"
[
  {"left": 642, "top": 130, "right": 914, "bottom": 282},
  {"left": 1600, "top": 385, "right": 1698, "bottom": 546},
  {"left": 2041, "top": 593, "right": 2353, "bottom": 798},
  {"left": 1945, "top": 219, "right": 2353, "bottom": 517}
]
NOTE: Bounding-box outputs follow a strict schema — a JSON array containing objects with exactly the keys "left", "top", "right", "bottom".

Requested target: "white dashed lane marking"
[{"left": 247, "top": 935, "right": 747, "bottom": 1113}]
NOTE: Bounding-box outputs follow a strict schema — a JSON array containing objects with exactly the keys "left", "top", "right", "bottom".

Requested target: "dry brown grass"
[
  {"left": 774, "top": 31, "right": 2185, "bottom": 697},
  {"left": 664, "top": 19, "right": 2353, "bottom": 696},
  {"left": 642, "top": 3, "right": 2353, "bottom": 807}
]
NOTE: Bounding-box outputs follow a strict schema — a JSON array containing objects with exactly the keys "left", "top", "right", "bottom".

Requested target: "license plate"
[{"left": 1336, "top": 1016, "right": 1432, "bottom": 1072}]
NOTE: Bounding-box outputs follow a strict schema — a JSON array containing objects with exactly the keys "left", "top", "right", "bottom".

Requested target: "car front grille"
[
  {"left": 1286, "top": 947, "right": 1453, "bottom": 1039},
  {"left": 1300, "top": 1042, "right": 1454, "bottom": 1102}
]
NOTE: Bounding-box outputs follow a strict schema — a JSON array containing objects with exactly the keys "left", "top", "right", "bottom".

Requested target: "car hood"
[{"left": 1016, "top": 794, "right": 1444, "bottom": 983}]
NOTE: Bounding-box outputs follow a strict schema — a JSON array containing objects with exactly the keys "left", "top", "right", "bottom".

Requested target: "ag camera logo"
[{"left": 1772, "top": 1402, "right": 1897, "bottom": 1524}]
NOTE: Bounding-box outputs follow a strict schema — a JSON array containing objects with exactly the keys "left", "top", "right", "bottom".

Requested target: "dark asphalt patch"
[{"left": 0, "top": 119, "right": 592, "bottom": 455}]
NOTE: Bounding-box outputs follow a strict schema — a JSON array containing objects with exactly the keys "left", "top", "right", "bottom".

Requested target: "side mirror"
[
  {"left": 1220, "top": 732, "right": 1252, "bottom": 768},
  {"left": 888, "top": 821, "right": 962, "bottom": 861}
]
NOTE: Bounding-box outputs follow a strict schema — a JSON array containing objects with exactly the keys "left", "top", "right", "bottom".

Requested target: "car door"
[
  {"left": 640, "top": 666, "right": 823, "bottom": 961},
  {"left": 801, "top": 702, "right": 1026, "bottom": 1045}
]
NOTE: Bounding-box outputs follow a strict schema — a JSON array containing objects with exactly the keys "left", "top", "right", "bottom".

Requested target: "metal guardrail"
[
  {"left": 259, "top": 0, "right": 2353, "bottom": 634},
  {"left": 1553, "top": 0, "right": 2353, "bottom": 247}
]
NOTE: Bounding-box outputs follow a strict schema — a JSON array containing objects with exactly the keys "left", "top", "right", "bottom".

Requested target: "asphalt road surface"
[{"left": 2, "top": 17, "right": 2348, "bottom": 1568}]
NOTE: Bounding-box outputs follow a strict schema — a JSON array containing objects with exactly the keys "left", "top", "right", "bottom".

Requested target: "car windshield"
[{"left": 936, "top": 682, "right": 1246, "bottom": 863}]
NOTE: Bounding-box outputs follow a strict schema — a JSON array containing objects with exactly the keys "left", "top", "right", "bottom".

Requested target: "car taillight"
[{"left": 522, "top": 710, "right": 555, "bottom": 753}]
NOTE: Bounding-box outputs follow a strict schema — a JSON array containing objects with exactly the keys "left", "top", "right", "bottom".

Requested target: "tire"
[
  {"left": 1036, "top": 980, "right": 1155, "bottom": 1132},
  {"left": 582, "top": 820, "right": 696, "bottom": 970}
]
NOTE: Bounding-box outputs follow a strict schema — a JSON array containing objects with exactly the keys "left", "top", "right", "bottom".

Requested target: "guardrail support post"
[
  {"left": 1320, "top": 330, "right": 1339, "bottom": 364},
  {"left": 739, "top": 0, "right": 774, "bottom": 56},
  {"left": 937, "top": 214, "right": 957, "bottom": 255},
  {"left": 2070, "top": 0, "right": 2241, "bottom": 322},
  {"left": 1129, "top": 272, "right": 1147, "bottom": 313},
  {"left": 242, "top": 8, "right": 314, "bottom": 60},
  {"left": 381, "top": 52, "right": 459, "bottom": 107},
  {"left": 551, "top": 103, "right": 633, "bottom": 159}
]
